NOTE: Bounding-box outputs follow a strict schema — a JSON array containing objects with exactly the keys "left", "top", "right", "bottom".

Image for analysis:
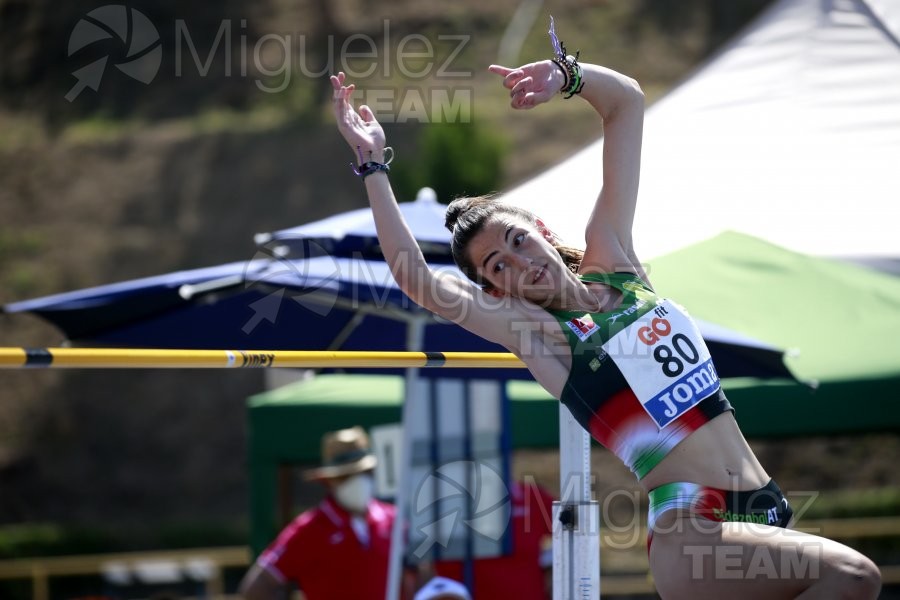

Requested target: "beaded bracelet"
[
  {"left": 548, "top": 16, "right": 584, "bottom": 99},
  {"left": 350, "top": 146, "right": 394, "bottom": 180}
]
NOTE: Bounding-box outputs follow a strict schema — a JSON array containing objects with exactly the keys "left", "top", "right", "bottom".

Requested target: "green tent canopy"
[
  {"left": 638, "top": 231, "right": 900, "bottom": 436},
  {"left": 648, "top": 231, "right": 900, "bottom": 383}
]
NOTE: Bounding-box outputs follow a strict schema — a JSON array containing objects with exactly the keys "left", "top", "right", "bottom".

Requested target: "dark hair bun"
[
  {"left": 444, "top": 198, "right": 471, "bottom": 232},
  {"left": 444, "top": 195, "right": 497, "bottom": 232}
]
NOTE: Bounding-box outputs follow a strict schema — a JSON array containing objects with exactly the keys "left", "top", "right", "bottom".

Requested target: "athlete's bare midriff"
[{"left": 639, "top": 412, "right": 770, "bottom": 493}]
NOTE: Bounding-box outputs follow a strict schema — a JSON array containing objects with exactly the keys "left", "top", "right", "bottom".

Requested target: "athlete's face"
[{"left": 468, "top": 216, "right": 566, "bottom": 302}]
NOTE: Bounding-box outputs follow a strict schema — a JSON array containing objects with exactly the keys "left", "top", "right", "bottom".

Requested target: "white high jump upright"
[{"left": 552, "top": 404, "right": 600, "bottom": 599}]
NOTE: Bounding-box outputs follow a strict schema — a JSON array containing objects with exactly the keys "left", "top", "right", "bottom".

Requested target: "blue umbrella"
[
  {"left": 3, "top": 255, "right": 509, "bottom": 379},
  {"left": 254, "top": 187, "right": 453, "bottom": 262}
]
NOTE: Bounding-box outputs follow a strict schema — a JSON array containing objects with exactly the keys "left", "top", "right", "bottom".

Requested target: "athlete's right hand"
[
  {"left": 489, "top": 61, "right": 564, "bottom": 110},
  {"left": 331, "top": 71, "right": 386, "bottom": 163}
]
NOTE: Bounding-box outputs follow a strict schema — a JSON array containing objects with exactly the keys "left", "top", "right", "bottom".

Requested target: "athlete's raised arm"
[
  {"left": 489, "top": 59, "right": 645, "bottom": 279},
  {"left": 329, "top": 73, "right": 528, "bottom": 351}
]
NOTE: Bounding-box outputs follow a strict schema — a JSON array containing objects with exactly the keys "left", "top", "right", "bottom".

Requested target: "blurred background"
[{"left": 1, "top": 0, "right": 898, "bottom": 598}]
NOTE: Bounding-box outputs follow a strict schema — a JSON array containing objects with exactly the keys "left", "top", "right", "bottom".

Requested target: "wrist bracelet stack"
[
  {"left": 350, "top": 146, "right": 394, "bottom": 180},
  {"left": 552, "top": 55, "right": 584, "bottom": 98},
  {"left": 548, "top": 16, "right": 584, "bottom": 99},
  {"left": 353, "top": 161, "right": 390, "bottom": 179}
]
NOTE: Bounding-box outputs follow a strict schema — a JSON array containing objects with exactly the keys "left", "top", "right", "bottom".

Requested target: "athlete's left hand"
[{"left": 331, "top": 71, "right": 386, "bottom": 162}]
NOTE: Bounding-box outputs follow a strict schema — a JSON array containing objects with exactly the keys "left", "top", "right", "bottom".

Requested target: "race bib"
[{"left": 601, "top": 300, "right": 720, "bottom": 429}]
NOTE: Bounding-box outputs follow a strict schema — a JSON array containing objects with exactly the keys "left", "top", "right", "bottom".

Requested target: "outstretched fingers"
[
  {"left": 488, "top": 64, "right": 514, "bottom": 77},
  {"left": 490, "top": 64, "right": 542, "bottom": 109},
  {"left": 329, "top": 72, "right": 386, "bottom": 152},
  {"left": 330, "top": 72, "right": 350, "bottom": 101},
  {"left": 330, "top": 72, "right": 358, "bottom": 126},
  {"left": 509, "top": 76, "right": 533, "bottom": 96},
  {"left": 508, "top": 75, "right": 539, "bottom": 109},
  {"left": 489, "top": 64, "right": 525, "bottom": 90}
]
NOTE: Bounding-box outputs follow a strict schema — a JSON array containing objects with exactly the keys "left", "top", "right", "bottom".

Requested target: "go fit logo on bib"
[
  {"left": 603, "top": 301, "right": 721, "bottom": 429},
  {"left": 637, "top": 315, "right": 672, "bottom": 346}
]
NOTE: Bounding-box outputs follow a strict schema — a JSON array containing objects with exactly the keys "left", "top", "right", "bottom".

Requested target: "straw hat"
[{"left": 304, "top": 426, "right": 378, "bottom": 481}]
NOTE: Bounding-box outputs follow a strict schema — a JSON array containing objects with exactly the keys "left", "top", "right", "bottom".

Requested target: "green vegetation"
[
  {"left": 0, "top": 524, "right": 116, "bottom": 560},
  {"left": 390, "top": 120, "right": 507, "bottom": 203},
  {"left": 0, "top": 230, "right": 45, "bottom": 259},
  {"left": 0, "top": 521, "right": 248, "bottom": 560}
]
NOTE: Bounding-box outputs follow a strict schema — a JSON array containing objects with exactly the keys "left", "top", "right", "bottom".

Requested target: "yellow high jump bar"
[{"left": 0, "top": 347, "right": 526, "bottom": 370}]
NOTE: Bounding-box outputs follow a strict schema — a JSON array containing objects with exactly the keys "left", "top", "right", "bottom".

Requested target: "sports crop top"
[{"left": 547, "top": 272, "right": 733, "bottom": 480}]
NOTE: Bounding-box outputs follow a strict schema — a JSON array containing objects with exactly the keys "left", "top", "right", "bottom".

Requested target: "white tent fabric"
[{"left": 503, "top": 0, "right": 900, "bottom": 261}]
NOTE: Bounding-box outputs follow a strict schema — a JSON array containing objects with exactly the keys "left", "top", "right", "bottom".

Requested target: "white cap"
[{"left": 413, "top": 576, "right": 472, "bottom": 600}]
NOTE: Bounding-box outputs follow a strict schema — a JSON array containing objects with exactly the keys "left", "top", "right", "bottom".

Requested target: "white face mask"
[{"left": 333, "top": 472, "right": 374, "bottom": 513}]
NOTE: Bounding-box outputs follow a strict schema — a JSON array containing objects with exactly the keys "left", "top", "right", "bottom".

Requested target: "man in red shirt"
[
  {"left": 433, "top": 479, "right": 555, "bottom": 600},
  {"left": 240, "top": 426, "right": 401, "bottom": 600}
]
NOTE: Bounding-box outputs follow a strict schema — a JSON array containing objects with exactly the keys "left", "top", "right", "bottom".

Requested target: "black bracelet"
[
  {"left": 551, "top": 58, "right": 570, "bottom": 93},
  {"left": 350, "top": 146, "right": 394, "bottom": 180},
  {"left": 353, "top": 161, "right": 390, "bottom": 179}
]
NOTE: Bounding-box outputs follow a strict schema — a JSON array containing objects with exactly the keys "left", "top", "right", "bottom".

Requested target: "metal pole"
[
  {"left": 558, "top": 406, "right": 591, "bottom": 505},
  {"left": 553, "top": 405, "right": 599, "bottom": 600},
  {"left": 385, "top": 318, "right": 427, "bottom": 600}
]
